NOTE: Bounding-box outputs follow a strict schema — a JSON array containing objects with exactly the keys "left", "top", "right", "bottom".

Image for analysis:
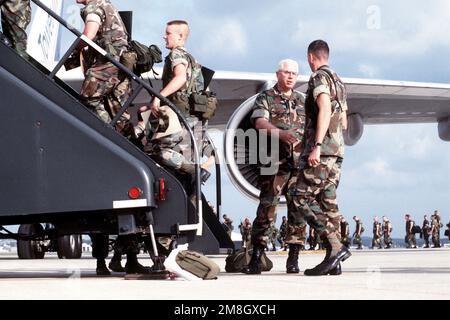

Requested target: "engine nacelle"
[
  {"left": 224, "top": 99, "right": 364, "bottom": 203},
  {"left": 438, "top": 117, "right": 450, "bottom": 141},
  {"left": 224, "top": 95, "right": 262, "bottom": 202},
  {"left": 344, "top": 113, "right": 364, "bottom": 146}
]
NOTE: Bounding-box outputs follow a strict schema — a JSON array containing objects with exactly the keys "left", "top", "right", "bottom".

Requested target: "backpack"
[
  {"left": 225, "top": 248, "right": 273, "bottom": 273},
  {"left": 121, "top": 40, "right": 162, "bottom": 76},
  {"left": 175, "top": 250, "right": 220, "bottom": 280},
  {"left": 412, "top": 225, "right": 421, "bottom": 234},
  {"left": 317, "top": 66, "right": 347, "bottom": 112},
  {"left": 184, "top": 53, "right": 218, "bottom": 120}
]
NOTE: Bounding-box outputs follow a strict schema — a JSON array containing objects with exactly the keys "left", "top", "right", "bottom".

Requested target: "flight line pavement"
[{"left": 0, "top": 247, "right": 449, "bottom": 300}]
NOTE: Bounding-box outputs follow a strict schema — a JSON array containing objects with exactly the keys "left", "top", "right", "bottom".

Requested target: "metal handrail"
[{"left": 31, "top": 0, "right": 203, "bottom": 235}]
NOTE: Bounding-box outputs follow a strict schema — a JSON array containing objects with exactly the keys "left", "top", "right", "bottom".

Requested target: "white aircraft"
[{"left": 26, "top": 0, "right": 450, "bottom": 203}]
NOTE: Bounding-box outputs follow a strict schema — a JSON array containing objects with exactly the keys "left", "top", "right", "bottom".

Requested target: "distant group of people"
[{"left": 341, "top": 210, "right": 447, "bottom": 250}]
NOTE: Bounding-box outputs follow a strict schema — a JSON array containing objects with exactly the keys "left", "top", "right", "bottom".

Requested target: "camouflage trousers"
[
  {"left": 145, "top": 131, "right": 196, "bottom": 175},
  {"left": 289, "top": 156, "right": 343, "bottom": 238},
  {"left": 1, "top": 0, "right": 31, "bottom": 57},
  {"left": 353, "top": 235, "right": 362, "bottom": 248},
  {"left": 405, "top": 233, "right": 416, "bottom": 247},
  {"left": 179, "top": 116, "right": 214, "bottom": 163},
  {"left": 432, "top": 232, "right": 440, "bottom": 247},
  {"left": 81, "top": 61, "right": 131, "bottom": 124},
  {"left": 372, "top": 235, "right": 382, "bottom": 248},
  {"left": 341, "top": 236, "right": 350, "bottom": 247},
  {"left": 251, "top": 165, "right": 306, "bottom": 247},
  {"left": 383, "top": 233, "right": 392, "bottom": 247}
]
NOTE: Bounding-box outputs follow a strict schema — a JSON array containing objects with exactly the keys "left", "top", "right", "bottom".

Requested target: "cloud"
[
  {"left": 357, "top": 64, "right": 380, "bottom": 78},
  {"left": 345, "top": 157, "right": 413, "bottom": 190},
  {"left": 290, "top": 1, "right": 450, "bottom": 58},
  {"left": 198, "top": 19, "right": 248, "bottom": 58}
]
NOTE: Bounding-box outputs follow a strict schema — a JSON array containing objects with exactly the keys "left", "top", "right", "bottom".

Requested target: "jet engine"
[
  {"left": 224, "top": 94, "right": 263, "bottom": 203},
  {"left": 224, "top": 96, "right": 366, "bottom": 204}
]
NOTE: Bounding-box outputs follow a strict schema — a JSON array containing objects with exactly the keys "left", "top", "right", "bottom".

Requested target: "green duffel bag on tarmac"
[
  {"left": 176, "top": 250, "right": 220, "bottom": 280},
  {"left": 225, "top": 248, "right": 273, "bottom": 273}
]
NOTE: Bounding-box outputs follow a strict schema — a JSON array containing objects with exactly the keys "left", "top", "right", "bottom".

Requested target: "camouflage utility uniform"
[
  {"left": 146, "top": 47, "right": 208, "bottom": 175},
  {"left": 405, "top": 219, "right": 416, "bottom": 248},
  {"left": 353, "top": 221, "right": 363, "bottom": 249},
  {"left": 289, "top": 66, "right": 347, "bottom": 240},
  {"left": 250, "top": 86, "right": 306, "bottom": 248},
  {"left": 1, "top": 0, "right": 31, "bottom": 57},
  {"left": 277, "top": 218, "right": 288, "bottom": 250},
  {"left": 422, "top": 217, "right": 430, "bottom": 248},
  {"left": 79, "top": 0, "right": 131, "bottom": 124},
  {"left": 431, "top": 215, "right": 441, "bottom": 247},
  {"left": 340, "top": 219, "right": 350, "bottom": 247},
  {"left": 239, "top": 220, "right": 252, "bottom": 247},
  {"left": 383, "top": 220, "right": 393, "bottom": 248},
  {"left": 372, "top": 221, "right": 382, "bottom": 249}
]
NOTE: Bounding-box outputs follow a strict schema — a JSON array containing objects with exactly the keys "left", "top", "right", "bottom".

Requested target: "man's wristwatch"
[{"left": 314, "top": 142, "right": 322, "bottom": 148}]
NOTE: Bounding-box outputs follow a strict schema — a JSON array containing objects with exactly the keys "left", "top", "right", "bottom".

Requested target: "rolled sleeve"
[{"left": 250, "top": 94, "right": 270, "bottom": 125}]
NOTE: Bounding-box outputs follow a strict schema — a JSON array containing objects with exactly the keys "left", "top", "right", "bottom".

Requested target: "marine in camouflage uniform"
[
  {"left": 146, "top": 29, "right": 213, "bottom": 180},
  {"left": 267, "top": 222, "right": 278, "bottom": 251},
  {"left": 1, "top": 0, "right": 31, "bottom": 57},
  {"left": 340, "top": 217, "right": 350, "bottom": 248},
  {"left": 77, "top": 0, "right": 146, "bottom": 276},
  {"left": 405, "top": 214, "right": 417, "bottom": 248},
  {"left": 422, "top": 215, "right": 431, "bottom": 248},
  {"left": 277, "top": 216, "right": 288, "bottom": 250},
  {"left": 78, "top": 0, "right": 131, "bottom": 125},
  {"left": 242, "top": 59, "right": 306, "bottom": 275},
  {"left": 239, "top": 217, "right": 252, "bottom": 248},
  {"left": 431, "top": 213, "right": 441, "bottom": 248},
  {"left": 352, "top": 217, "right": 363, "bottom": 249},
  {"left": 382, "top": 216, "right": 393, "bottom": 248},
  {"left": 371, "top": 217, "right": 382, "bottom": 249},
  {"left": 146, "top": 46, "right": 206, "bottom": 173},
  {"left": 289, "top": 40, "right": 351, "bottom": 276},
  {"left": 250, "top": 86, "right": 306, "bottom": 247}
]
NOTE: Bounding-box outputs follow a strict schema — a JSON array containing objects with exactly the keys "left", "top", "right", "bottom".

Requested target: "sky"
[{"left": 56, "top": 0, "right": 450, "bottom": 238}]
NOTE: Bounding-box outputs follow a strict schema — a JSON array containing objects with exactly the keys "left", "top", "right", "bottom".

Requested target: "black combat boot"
[
  {"left": 322, "top": 241, "right": 342, "bottom": 276},
  {"left": 96, "top": 259, "right": 111, "bottom": 276},
  {"left": 241, "top": 244, "right": 264, "bottom": 274},
  {"left": 125, "top": 253, "right": 151, "bottom": 274},
  {"left": 286, "top": 244, "right": 300, "bottom": 274},
  {"left": 108, "top": 251, "right": 125, "bottom": 272},
  {"left": 304, "top": 233, "right": 351, "bottom": 276}
]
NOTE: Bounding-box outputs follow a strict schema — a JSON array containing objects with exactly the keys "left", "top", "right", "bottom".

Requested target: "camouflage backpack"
[
  {"left": 121, "top": 40, "right": 162, "bottom": 76},
  {"left": 184, "top": 53, "right": 218, "bottom": 120},
  {"left": 317, "top": 66, "right": 347, "bottom": 112}
]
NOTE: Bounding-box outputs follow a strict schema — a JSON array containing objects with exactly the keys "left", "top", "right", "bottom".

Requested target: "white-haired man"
[{"left": 242, "top": 59, "right": 307, "bottom": 274}]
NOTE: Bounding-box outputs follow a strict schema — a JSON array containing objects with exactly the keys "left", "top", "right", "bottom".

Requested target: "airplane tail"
[{"left": 27, "top": 0, "right": 63, "bottom": 69}]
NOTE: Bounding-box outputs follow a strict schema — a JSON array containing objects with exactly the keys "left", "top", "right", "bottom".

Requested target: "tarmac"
[{"left": 0, "top": 247, "right": 449, "bottom": 300}]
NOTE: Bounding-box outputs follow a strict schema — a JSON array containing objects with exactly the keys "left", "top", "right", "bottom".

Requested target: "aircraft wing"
[
  {"left": 207, "top": 72, "right": 450, "bottom": 127},
  {"left": 58, "top": 68, "right": 450, "bottom": 127}
]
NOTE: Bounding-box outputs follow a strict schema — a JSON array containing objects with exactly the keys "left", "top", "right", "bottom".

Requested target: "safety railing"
[{"left": 30, "top": 0, "right": 203, "bottom": 235}]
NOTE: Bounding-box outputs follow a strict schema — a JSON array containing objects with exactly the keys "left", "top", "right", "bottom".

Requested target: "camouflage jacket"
[
  {"left": 80, "top": 0, "right": 128, "bottom": 58},
  {"left": 340, "top": 221, "right": 349, "bottom": 238},
  {"left": 304, "top": 65, "right": 347, "bottom": 158},
  {"left": 373, "top": 222, "right": 381, "bottom": 236},
  {"left": 2, "top": 0, "right": 30, "bottom": 14},
  {"left": 405, "top": 220, "right": 414, "bottom": 234},
  {"left": 422, "top": 219, "right": 430, "bottom": 232},
  {"left": 383, "top": 221, "right": 392, "bottom": 234},
  {"left": 279, "top": 220, "right": 288, "bottom": 237},
  {"left": 162, "top": 47, "right": 204, "bottom": 97},
  {"left": 251, "top": 85, "right": 306, "bottom": 167}
]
